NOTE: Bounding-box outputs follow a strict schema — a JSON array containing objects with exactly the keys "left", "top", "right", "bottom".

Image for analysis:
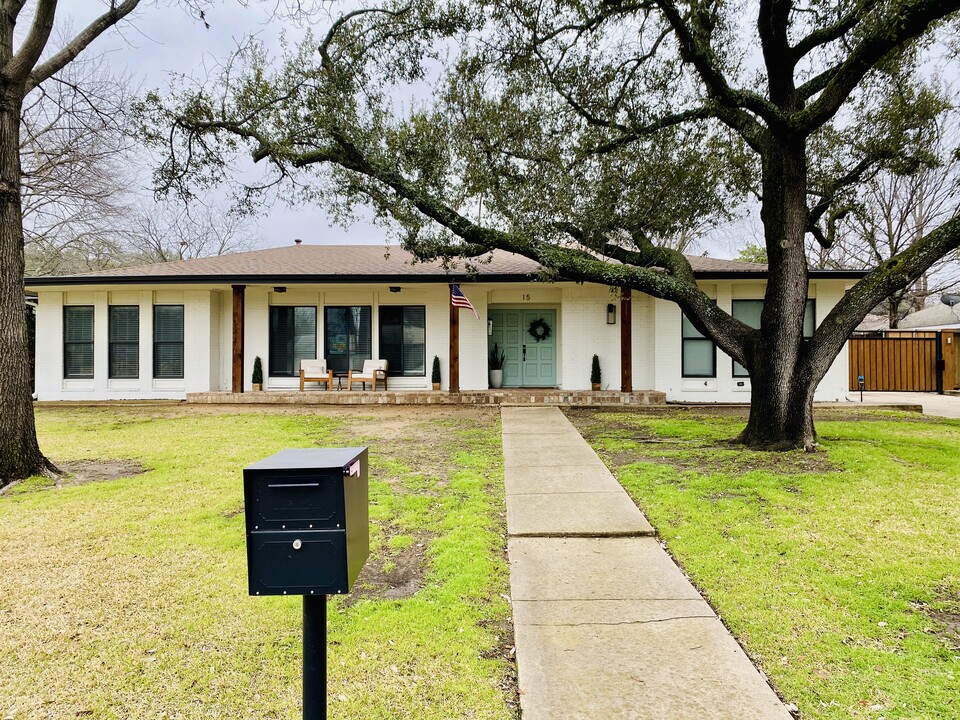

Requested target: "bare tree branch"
[
  {"left": 27, "top": 0, "right": 141, "bottom": 92},
  {"left": 3, "top": 0, "right": 57, "bottom": 85}
]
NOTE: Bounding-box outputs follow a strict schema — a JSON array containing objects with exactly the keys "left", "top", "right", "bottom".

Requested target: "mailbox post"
[{"left": 244, "top": 448, "right": 369, "bottom": 720}]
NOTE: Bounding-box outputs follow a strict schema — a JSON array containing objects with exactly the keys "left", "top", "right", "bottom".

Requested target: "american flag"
[{"left": 450, "top": 284, "right": 480, "bottom": 319}]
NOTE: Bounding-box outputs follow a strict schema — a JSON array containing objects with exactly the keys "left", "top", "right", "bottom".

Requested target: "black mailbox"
[{"left": 243, "top": 447, "right": 369, "bottom": 596}]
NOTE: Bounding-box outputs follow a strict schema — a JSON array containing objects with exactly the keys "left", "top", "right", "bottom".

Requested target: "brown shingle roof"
[
  {"left": 30, "top": 245, "right": 539, "bottom": 281},
  {"left": 23, "top": 243, "right": 863, "bottom": 286}
]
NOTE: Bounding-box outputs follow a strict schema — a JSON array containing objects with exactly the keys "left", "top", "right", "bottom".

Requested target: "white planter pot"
[{"left": 489, "top": 370, "right": 503, "bottom": 389}]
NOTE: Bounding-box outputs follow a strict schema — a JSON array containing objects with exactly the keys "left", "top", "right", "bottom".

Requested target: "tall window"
[
  {"left": 153, "top": 305, "right": 184, "bottom": 379},
  {"left": 63, "top": 306, "right": 94, "bottom": 379},
  {"left": 732, "top": 299, "right": 815, "bottom": 377},
  {"left": 324, "top": 306, "right": 372, "bottom": 373},
  {"left": 109, "top": 306, "right": 139, "bottom": 379},
  {"left": 269, "top": 306, "right": 317, "bottom": 377},
  {"left": 379, "top": 306, "right": 426, "bottom": 377},
  {"left": 681, "top": 313, "right": 715, "bottom": 378}
]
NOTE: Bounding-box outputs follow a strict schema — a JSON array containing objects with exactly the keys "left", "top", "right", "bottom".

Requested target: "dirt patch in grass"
[
  {"left": 96, "top": 402, "right": 497, "bottom": 425},
  {"left": 478, "top": 614, "right": 520, "bottom": 715},
  {"left": 2, "top": 459, "right": 147, "bottom": 495},
  {"left": 927, "top": 608, "right": 960, "bottom": 649},
  {"left": 564, "top": 404, "right": 935, "bottom": 423},
  {"left": 610, "top": 446, "right": 840, "bottom": 476},
  {"left": 328, "top": 407, "right": 498, "bottom": 491},
  {"left": 815, "top": 410, "right": 938, "bottom": 423},
  {"left": 59, "top": 459, "right": 146, "bottom": 484},
  {"left": 346, "top": 531, "right": 431, "bottom": 604},
  {"left": 917, "top": 585, "right": 960, "bottom": 650},
  {"left": 567, "top": 409, "right": 840, "bottom": 476}
]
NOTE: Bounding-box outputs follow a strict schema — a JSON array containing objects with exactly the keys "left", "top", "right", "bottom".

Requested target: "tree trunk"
[
  {"left": 739, "top": 360, "right": 818, "bottom": 450},
  {"left": 737, "top": 137, "right": 818, "bottom": 450},
  {"left": 0, "top": 94, "right": 54, "bottom": 486}
]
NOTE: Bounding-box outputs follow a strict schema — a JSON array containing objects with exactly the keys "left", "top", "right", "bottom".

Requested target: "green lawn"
[
  {"left": 0, "top": 406, "right": 516, "bottom": 720},
  {"left": 570, "top": 408, "right": 960, "bottom": 720}
]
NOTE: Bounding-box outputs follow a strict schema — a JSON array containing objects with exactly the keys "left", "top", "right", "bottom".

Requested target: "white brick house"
[{"left": 25, "top": 243, "right": 863, "bottom": 402}]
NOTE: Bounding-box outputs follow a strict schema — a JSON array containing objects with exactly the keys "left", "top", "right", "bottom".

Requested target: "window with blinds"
[
  {"left": 324, "top": 306, "right": 372, "bottom": 373},
  {"left": 269, "top": 306, "right": 317, "bottom": 377},
  {"left": 379, "top": 306, "right": 426, "bottom": 376},
  {"left": 681, "top": 313, "right": 715, "bottom": 378},
  {"left": 109, "top": 306, "right": 139, "bottom": 379},
  {"left": 63, "top": 306, "right": 94, "bottom": 379},
  {"left": 153, "top": 305, "right": 184, "bottom": 379},
  {"left": 731, "top": 299, "right": 815, "bottom": 377}
]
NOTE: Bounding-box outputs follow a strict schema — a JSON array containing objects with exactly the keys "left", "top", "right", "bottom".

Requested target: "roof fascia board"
[
  {"left": 24, "top": 269, "right": 869, "bottom": 288},
  {"left": 23, "top": 273, "right": 538, "bottom": 287}
]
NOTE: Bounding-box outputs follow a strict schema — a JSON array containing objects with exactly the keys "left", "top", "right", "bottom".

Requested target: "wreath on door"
[{"left": 528, "top": 317, "right": 552, "bottom": 343}]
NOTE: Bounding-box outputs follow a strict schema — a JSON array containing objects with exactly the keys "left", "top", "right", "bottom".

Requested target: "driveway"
[{"left": 844, "top": 391, "right": 960, "bottom": 419}]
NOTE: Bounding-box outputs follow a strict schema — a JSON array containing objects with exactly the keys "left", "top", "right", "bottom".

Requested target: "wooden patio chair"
[
  {"left": 299, "top": 359, "right": 334, "bottom": 391},
  {"left": 347, "top": 359, "right": 388, "bottom": 391}
]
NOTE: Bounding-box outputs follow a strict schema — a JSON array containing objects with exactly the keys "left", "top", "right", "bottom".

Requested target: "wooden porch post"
[
  {"left": 232, "top": 285, "right": 245, "bottom": 393},
  {"left": 620, "top": 287, "right": 632, "bottom": 392},
  {"left": 449, "top": 284, "right": 460, "bottom": 393}
]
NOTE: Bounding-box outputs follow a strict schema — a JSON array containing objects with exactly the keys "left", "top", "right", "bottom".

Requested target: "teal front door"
[{"left": 489, "top": 309, "right": 557, "bottom": 387}]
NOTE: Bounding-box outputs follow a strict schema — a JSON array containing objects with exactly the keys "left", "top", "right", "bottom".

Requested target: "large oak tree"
[
  {"left": 149, "top": 0, "right": 960, "bottom": 450},
  {"left": 1, "top": 0, "right": 143, "bottom": 484},
  {"left": 0, "top": 2, "right": 312, "bottom": 486}
]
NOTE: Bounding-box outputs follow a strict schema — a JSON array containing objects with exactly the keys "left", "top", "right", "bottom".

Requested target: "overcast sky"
[
  {"left": 64, "top": 1, "right": 381, "bottom": 250},
  {"left": 61, "top": 1, "right": 750, "bottom": 256}
]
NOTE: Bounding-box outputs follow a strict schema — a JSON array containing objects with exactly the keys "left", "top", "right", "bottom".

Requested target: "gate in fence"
[{"left": 848, "top": 331, "right": 944, "bottom": 393}]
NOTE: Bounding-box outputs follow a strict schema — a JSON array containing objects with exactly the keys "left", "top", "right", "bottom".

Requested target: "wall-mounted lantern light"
[
  {"left": 487, "top": 318, "right": 494, "bottom": 336},
  {"left": 606, "top": 303, "right": 616, "bottom": 324}
]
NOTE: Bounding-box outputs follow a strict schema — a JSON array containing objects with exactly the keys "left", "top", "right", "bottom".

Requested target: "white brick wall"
[
  {"left": 559, "top": 284, "right": 621, "bottom": 390},
  {"left": 33, "top": 279, "right": 853, "bottom": 402},
  {"left": 632, "top": 294, "right": 655, "bottom": 390},
  {"left": 652, "top": 280, "right": 849, "bottom": 402},
  {"left": 35, "top": 291, "right": 63, "bottom": 400},
  {"left": 811, "top": 282, "right": 849, "bottom": 401},
  {"left": 36, "top": 289, "right": 218, "bottom": 400}
]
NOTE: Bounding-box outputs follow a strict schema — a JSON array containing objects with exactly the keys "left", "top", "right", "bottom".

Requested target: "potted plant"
[
  {"left": 252, "top": 356, "right": 263, "bottom": 392},
  {"left": 431, "top": 355, "right": 442, "bottom": 391},
  {"left": 591, "top": 354, "right": 601, "bottom": 391},
  {"left": 489, "top": 342, "right": 505, "bottom": 389}
]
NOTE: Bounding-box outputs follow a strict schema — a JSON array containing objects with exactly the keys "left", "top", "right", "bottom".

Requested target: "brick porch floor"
[{"left": 186, "top": 389, "right": 667, "bottom": 406}]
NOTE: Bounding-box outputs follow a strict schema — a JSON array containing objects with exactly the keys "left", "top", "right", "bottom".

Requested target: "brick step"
[{"left": 187, "top": 390, "right": 667, "bottom": 406}]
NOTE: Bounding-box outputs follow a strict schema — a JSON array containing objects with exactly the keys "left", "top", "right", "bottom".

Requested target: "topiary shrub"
[
  {"left": 489, "top": 343, "right": 506, "bottom": 370},
  {"left": 432, "top": 355, "right": 441, "bottom": 384},
  {"left": 591, "top": 354, "right": 601, "bottom": 386},
  {"left": 252, "top": 356, "right": 264, "bottom": 385}
]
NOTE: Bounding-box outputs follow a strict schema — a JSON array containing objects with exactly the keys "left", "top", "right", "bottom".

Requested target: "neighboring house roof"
[
  {"left": 23, "top": 243, "right": 868, "bottom": 286},
  {"left": 856, "top": 314, "right": 890, "bottom": 332},
  {"left": 898, "top": 302, "right": 960, "bottom": 329}
]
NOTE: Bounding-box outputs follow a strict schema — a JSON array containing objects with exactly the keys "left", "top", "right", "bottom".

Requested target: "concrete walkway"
[
  {"left": 502, "top": 407, "right": 792, "bottom": 720},
  {"left": 843, "top": 391, "right": 960, "bottom": 418}
]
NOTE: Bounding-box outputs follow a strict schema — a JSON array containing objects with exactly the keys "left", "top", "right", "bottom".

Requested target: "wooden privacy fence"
[{"left": 848, "top": 332, "right": 944, "bottom": 392}]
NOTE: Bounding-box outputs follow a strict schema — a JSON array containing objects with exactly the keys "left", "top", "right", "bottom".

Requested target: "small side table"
[{"left": 333, "top": 372, "right": 348, "bottom": 390}]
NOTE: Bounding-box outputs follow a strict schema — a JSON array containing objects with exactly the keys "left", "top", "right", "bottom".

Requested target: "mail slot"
[{"left": 243, "top": 447, "right": 369, "bottom": 596}]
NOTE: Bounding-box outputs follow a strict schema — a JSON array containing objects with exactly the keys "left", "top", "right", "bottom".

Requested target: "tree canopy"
[{"left": 145, "top": 0, "right": 960, "bottom": 449}]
